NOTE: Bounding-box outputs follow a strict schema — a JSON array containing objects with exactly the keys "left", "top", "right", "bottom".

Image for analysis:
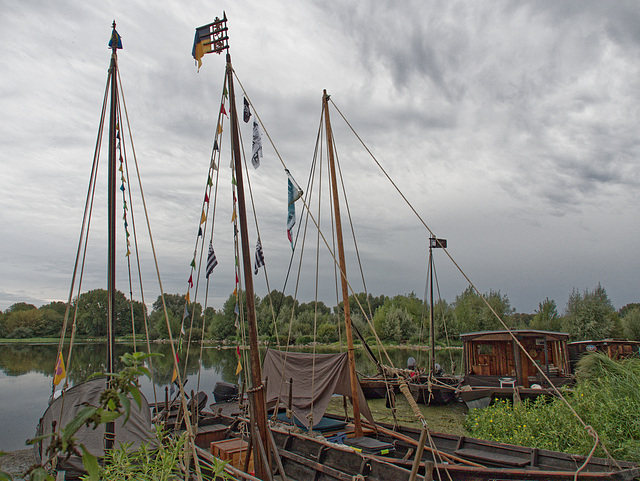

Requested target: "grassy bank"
[
  {"left": 466, "top": 353, "right": 640, "bottom": 463},
  {"left": 326, "top": 393, "right": 468, "bottom": 436}
]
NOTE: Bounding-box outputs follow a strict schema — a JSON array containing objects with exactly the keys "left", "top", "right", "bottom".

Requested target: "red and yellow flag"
[
  {"left": 53, "top": 352, "right": 66, "bottom": 386},
  {"left": 235, "top": 346, "right": 243, "bottom": 375}
]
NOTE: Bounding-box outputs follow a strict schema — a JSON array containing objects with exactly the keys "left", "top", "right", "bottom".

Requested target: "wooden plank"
[
  {"left": 454, "top": 448, "right": 530, "bottom": 467},
  {"left": 278, "top": 448, "right": 354, "bottom": 481}
]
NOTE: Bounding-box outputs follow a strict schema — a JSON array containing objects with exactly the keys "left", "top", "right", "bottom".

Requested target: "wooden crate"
[
  {"left": 195, "top": 424, "right": 228, "bottom": 449},
  {"left": 211, "top": 438, "right": 253, "bottom": 471}
]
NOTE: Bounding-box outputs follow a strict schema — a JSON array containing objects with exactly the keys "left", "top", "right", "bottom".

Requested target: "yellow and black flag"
[{"left": 192, "top": 14, "right": 228, "bottom": 70}]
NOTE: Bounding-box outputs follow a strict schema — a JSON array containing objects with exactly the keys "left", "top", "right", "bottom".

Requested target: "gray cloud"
[{"left": 1, "top": 0, "right": 639, "bottom": 316}]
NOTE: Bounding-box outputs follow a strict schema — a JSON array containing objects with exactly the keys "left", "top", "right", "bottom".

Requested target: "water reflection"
[{"left": 0, "top": 342, "right": 461, "bottom": 452}]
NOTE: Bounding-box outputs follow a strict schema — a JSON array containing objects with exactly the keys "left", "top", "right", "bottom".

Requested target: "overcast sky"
[{"left": 1, "top": 1, "right": 639, "bottom": 317}]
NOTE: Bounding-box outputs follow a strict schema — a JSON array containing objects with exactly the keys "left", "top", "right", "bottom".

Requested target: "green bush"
[
  {"left": 296, "top": 335, "right": 313, "bottom": 345},
  {"left": 465, "top": 353, "right": 640, "bottom": 462}
]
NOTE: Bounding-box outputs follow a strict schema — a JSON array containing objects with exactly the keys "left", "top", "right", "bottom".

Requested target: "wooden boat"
[
  {"left": 360, "top": 376, "right": 398, "bottom": 399},
  {"left": 213, "top": 381, "right": 239, "bottom": 403},
  {"left": 194, "top": 406, "right": 640, "bottom": 480},
  {"left": 568, "top": 338, "right": 640, "bottom": 371},
  {"left": 458, "top": 329, "right": 574, "bottom": 409}
]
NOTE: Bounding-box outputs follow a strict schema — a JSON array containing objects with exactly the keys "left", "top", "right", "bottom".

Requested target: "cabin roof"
[
  {"left": 568, "top": 338, "right": 640, "bottom": 346},
  {"left": 460, "top": 329, "right": 570, "bottom": 342}
]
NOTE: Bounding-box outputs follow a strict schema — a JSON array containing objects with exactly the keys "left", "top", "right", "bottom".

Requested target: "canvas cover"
[
  {"left": 262, "top": 349, "right": 374, "bottom": 430},
  {"left": 37, "top": 377, "right": 153, "bottom": 479}
]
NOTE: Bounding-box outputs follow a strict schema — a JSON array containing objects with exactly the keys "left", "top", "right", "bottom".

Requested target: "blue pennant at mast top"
[{"left": 109, "top": 28, "right": 123, "bottom": 49}]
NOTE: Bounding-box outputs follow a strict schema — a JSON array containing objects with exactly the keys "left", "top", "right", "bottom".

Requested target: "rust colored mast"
[
  {"left": 227, "top": 53, "right": 270, "bottom": 478},
  {"left": 322, "top": 89, "right": 363, "bottom": 437}
]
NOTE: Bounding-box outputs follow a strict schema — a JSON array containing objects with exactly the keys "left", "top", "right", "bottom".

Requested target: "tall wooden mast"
[
  {"left": 105, "top": 20, "right": 120, "bottom": 451},
  {"left": 193, "top": 15, "right": 270, "bottom": 477},
  {"left": 227, "top": 52, "right": 270, "bottom": 479},
  {"left": 323, "top": 90, "right": 363, "bottom": 437}
]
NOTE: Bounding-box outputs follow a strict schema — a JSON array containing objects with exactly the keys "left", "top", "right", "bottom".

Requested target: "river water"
[{"left": 0, "top": 342, "right": 460, "bottom": 452}]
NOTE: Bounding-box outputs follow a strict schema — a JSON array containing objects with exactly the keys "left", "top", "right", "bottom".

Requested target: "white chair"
[{"left": 499, "top": 377, "right": 515, "bottom": 388}]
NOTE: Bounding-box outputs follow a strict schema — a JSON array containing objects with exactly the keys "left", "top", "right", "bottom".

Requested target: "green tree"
[
  {"left": 6, "top": 302, "right": 37, "bottom": 312},
  {"left": 621, "top": 308, "right": 640, "bottom": 341},
  {"left": 4, "top": 308, "right": 42, "bottom": 338},
  {"left": 430, "top": 298, "right": 456, "bottom": 342},
  {"left": 562, "top": 284, "right": 620, "bottom": 341},
  {"left": 620, "top": 303, "right": 640, "bottom": 318},
  {"left": 452, "top": 287, "right": 514, "bottom": 334},
  {"left": 531, "top": 297, "right": 562, "bottom": 332},
  {"left": 149, "top": 293, "right": 203, "bottom": 340},
  {"left": 76, "top": 289, "right": 146, "bottom": 337},
  {"left": 372, "top": 294, "right": 421, "bottom": 343}
]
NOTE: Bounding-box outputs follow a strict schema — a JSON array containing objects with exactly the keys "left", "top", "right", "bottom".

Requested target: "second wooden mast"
[{"left": 322, "top": 90, "right": 363, "bottom": 437}]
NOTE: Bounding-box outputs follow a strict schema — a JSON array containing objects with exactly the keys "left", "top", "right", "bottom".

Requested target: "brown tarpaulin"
[{"left": 262, "top": 349, "right": 373, "bottom": 429}]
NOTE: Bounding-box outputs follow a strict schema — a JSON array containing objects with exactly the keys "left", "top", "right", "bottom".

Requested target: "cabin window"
[{"left": 477, "top": 344, "right": 494, "bottom": 355}]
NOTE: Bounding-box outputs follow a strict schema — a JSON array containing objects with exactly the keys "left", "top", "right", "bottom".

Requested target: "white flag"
[{"left": 251, "top": 120, "right": 263, "bottom": 168}]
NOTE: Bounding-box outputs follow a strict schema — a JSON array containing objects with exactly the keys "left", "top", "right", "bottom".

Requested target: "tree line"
[{"left": 1, "top": 283, "right": 639, "bottom": 344}]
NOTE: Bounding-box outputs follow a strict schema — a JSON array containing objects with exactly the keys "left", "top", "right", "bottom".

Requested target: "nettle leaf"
[
  {"left": 99, "top": 410, "right": 121, "bottom": 424},
  {"left": 26, "top": 434, "right": 53, "bottom": 445},
  {"left": 129, "top": 386, "right": 142, "bottom": 409},
  {"left": 80, "top": 444, "right": 100, "bottom": 481},
  {"left": 28, "top": 467, "right": 54, "bottom": 481},
  {"left": 117, "top": 392, "right": 131, "bottom": 424},
  {"left": 64, "top": 406, "right": 99, "bottom": 439}
]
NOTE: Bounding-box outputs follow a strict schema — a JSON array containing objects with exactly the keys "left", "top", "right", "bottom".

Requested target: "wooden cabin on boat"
[
  {"left": 568, "top": 338, "right": 640, "bottom": 371},
  {"left": 461, "top": 330, "right": 573, "bottom": 389}
]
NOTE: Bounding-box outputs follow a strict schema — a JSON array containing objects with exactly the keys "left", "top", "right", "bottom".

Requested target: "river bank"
[{"left": 0, "top": 449, "right": 36, "bottom": 480}]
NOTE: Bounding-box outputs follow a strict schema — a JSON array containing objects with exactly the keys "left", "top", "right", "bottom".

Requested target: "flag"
[
  {"left": 108, "top": 29, "right": 123, "bottom": 50},
  {"left": 206, "top": 241, "right": 218, "bottom": 278},
  {"left": 200, "top": 210, "right": 207, "bottom": 224},
  {"left": 188, "top": 274, "right": 193, "bottom": 288},
  {"left": 204, "top": 192, "right": 209, "bottom": 203},
  {"left": 254, "top": 237, "right": 265, "bottom": 275},
  {"left": 236, "top": 346, "right": 242, "bottom": 376},
  {"left": 198, "top": 227, "right": 202, "bottom": 237},
  {"left": 243, "top": 97, "right": 251, "bottom": 123},
  {"left": 192, "top": 21, "right": 224, "bottom": 70},
  {"left": 183, "top": 304, "right": 189, "bottom": 320},
  {"left": 53, "top": 352, "right": 66, "bottom": 386},
  {"left": 251, "top": 120, "right": 263, "bottom": 169},
  {"left": 220, "top": 103, "right": 228, "bottom": 117},
  {"left": 213, "top": 139, "right": 219, "bottom": 151},
  {"left": 286, "top": 170, "right": 303, "bottom": 250}
]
